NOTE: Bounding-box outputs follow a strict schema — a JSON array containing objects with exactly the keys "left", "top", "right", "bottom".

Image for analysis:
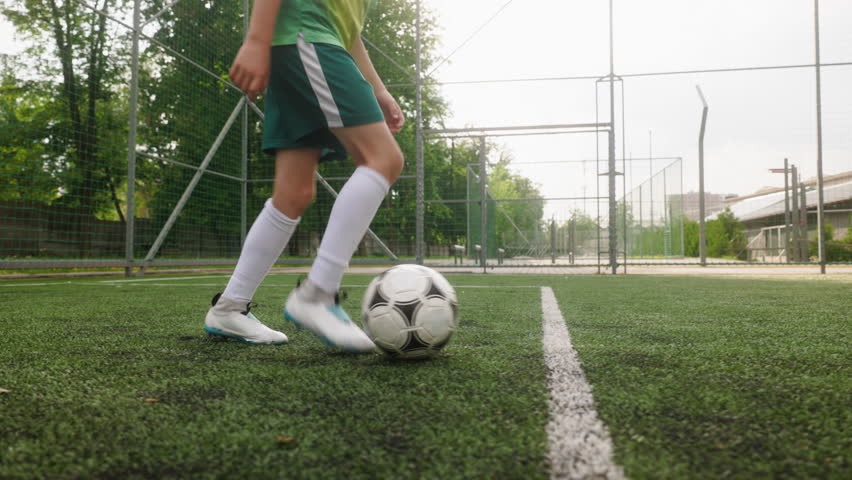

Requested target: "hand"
[
  {"left": 375, "top": 89, "right": 405, "bottom": 134},
  {"left": 229, "top": 39, "right": 270, "bottom": 101}
]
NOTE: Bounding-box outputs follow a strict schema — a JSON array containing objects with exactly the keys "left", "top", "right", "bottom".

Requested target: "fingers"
[
  {"left": 388, "top": 104, "right": 404, "bottom": 134},
  {"left": 247, "top": 76, "right": 268, "bottom": 99},
  {"left": 229, "top": 64, "right": 244, "bottom": 91},
  {"left": 229, "top": 64, "right": 266, "bottom": 101},
  {"left": 379, "top": 95, "right": 404, "bottom": 134}
]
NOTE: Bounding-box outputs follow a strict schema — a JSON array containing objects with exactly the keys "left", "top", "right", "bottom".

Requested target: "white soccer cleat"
[
  {"left": 284, "top": 281, "right": 376, "bottom": 353},
  {"left": 204, "top": 293, "right": 288, "bottom": 345}
]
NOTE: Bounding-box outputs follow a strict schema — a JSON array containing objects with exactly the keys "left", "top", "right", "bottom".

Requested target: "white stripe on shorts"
[{"left": 297, "top": 33, "right": 344, "bottom": 128}]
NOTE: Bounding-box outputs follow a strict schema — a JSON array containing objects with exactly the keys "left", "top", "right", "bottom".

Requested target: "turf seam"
[{"left": 541, "top": 286, "right": 626, "bottom": 480}]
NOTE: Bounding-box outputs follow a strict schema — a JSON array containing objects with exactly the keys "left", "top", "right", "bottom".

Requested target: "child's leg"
[
  {"left": 283, "top": 123, "right": 402, "bottom": 352},
  {"left": 222, "top": 148, "right": 320, "bottom": 302},
  {"left": 205, "top": 149, "right": 319, "bottom": 345},
  {"left": 306, "top": 122, "right": 404, "bottom": 295}
]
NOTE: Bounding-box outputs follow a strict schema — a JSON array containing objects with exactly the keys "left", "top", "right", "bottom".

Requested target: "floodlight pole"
[
  {"left": 814, "top": 0, "right": 827, "bottom": 273},
  {"left": 648, "top": 130, "right": 653, "bottom": 231},
  {"left": 696, "top": 85, "right": 708, "bottom": 266},
  {"left": 124, "top": 0, "right": 141, "bottom": 277},
  {"left": 607, "top": 0, "right": 618, "bottom": 274},
  {"left": 415, "top": 0, "right": 425, "bottom": 265}
]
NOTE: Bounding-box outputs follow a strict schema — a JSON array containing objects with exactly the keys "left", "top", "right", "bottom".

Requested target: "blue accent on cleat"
[
  {"left": 204, "top": 326, "right": 288, "bottom": 345},
  {"left": 283, "top": 310, "right": 303, "bottom": 330},
  {"left": 284, "top": 308, "right": 366, "bottom": 352}
]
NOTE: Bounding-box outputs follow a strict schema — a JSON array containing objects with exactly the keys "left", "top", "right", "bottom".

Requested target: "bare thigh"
[{"left": 330, "top": 122, "right": 404, "bottom": 183}]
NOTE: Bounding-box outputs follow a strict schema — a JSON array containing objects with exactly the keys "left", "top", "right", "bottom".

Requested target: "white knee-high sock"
[
  {"left": 222, "top": 199, "right": 299, "bottom": 303},
  {"left": 308, "top": 166, "right": 390, "bottom": 294}
]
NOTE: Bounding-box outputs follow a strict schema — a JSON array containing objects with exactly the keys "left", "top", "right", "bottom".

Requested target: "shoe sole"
[
  {"left": 284, "top": 309, "right": 372, "bottom": 354},
  {"left": 204, "top": 326, "right": 287, "bottom": 345}
]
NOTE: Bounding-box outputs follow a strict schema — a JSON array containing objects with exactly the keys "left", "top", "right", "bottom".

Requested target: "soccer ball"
[{"left": 361, "top": 264, "right": 459, "bottom": 359}]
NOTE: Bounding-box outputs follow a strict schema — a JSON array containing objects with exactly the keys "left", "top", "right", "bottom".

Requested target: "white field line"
[
  {"left": 541, "top": 287, "right": 625, "bottom": 480},
  {"left": 99, "top": 275, "right": 230, "bottom": 283},
  {"left": 1, "top": 282, "right": 543, "bottom": 289}
]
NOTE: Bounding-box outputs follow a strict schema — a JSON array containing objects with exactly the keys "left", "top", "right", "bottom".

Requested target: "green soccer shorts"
[{"left": 262, "top": 34, "right": 386, "bottom": 161}]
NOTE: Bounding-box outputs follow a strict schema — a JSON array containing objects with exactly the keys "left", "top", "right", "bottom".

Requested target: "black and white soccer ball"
[{"left": 361, "top": 264, "right": 459, "bottom": 359}]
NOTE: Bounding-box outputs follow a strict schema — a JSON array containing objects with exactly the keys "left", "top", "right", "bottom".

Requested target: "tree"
[
  {"left": 811, "top": 219, "right": 852, "bottom": 262},
  {"left": 486, "top": 150, "right": 544, "bottom": 245},
  {"left": 705, "top": 207, "right": 747, "bottom": 260},
  {"left": 140, "top": 0, "right": 248, "bottom": 243},
  {"left": 0, "top": 55, "right": 60, "bottom": 203},
  {"left": 2, "top": 0, "right": 129, "bottom": 222},
  {"left": 682, "top": 218, "right": 699, "bottom": 257}
]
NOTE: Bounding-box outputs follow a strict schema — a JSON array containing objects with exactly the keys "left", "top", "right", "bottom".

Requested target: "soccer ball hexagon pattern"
[{"left": 361, "top": 264, "right": 459, "bottom": 359}]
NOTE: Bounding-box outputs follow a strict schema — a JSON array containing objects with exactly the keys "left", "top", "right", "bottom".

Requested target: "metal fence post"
[
  {"left": 569, "top": 218, "right": 576, "bottom": 265},
  {"left": 791, "top": 165, "right": 800, "bottom": 262},
  {"left": 696, "top": 86, "right": 709, "bottom": 266},
  {"left": 638, "top": 184, "right": 643, "bottom": 259},
  {"left": 784, "top": 158, "right": 791, "bottom": 262},
  {"left": 551, "top": 218, "right": 557, "bottom": 265},
  {"left": 414, "top": 0, "right": 425, "bottom": 265},
  {"left": 607, "top": 0, "right": 618, "bottom": 274},
  {"left": 124, "top": 0, "right": 141, "bottom": 277},
  {"left": 800, "top": 182, "right": 809, "bottom": 262},
  {"left": 663, "top": 166, "right": 669, "bottom": 257},
  {"left": 241, "top": 0, "right": 249, "bottom": 246},
  {"left": 479, "top": 136, "right": 487, "bottom": 273},
  {"left": 813, "top": 0, "right": 827, "bottom": 273},
  {"left": 649, "top": 131, "right": 654, "bottom": 232}
]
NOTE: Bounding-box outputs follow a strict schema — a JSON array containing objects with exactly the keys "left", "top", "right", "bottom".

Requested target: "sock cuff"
[
  {"left": 313, "top": 247, "right": 349, "bottom": 269},
  {"left": 353, "top": 166, "right": 391, "bottom": 193},
  {"left": 263, "top": 199, "right": 300, "bottom": 230},
  {"left": 308, "top": 254, "right": 347, "bottom": 294}
]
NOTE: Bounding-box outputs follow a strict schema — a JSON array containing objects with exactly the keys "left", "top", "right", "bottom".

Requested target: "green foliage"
[
  {"left": 681, "top": 209, "right": 747, "bottom": 260},
  {"left": 810, "top": 220, "right": 852, "bottom": 262},
  {"left": 682, "top": 218, "right": 699, "bottom": 257},
  {"left": 1, "top": 0, "right": 130, "bottom": 222},
  {"left": 487, "top": 150, "right": 545, "bottom": 246},
  {"left": 0, "top": 56, "right": 60, "bottom": 202},
  {"left": 705, "top": 207, "right": 747, "bottom": 260},
  {"left": 140, "top": 0, "right": 248, "bottom": 236},
  {"left": 0, "top": 0, "right": 546, "bottom": 259},
  {"left": 622, "top": 200, "right": 686, "bottom": 258},
  {"left": 846, "top": 215, "right": 852, "bottom": 242}
]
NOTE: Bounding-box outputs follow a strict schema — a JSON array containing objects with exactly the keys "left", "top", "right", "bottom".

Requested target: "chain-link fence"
[
  {"left": 622, "top": 160, "right": 685, "bottom": 261},
  {"left": 1, "top": 0, "right": 849, "bottom": 273}
]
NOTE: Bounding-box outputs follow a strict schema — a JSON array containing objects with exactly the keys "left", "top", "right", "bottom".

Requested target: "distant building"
[
  {"left": 715, "top": 170, "right": 852, "bottom": 262},
  {"left": 682, "top": 191, "right": 733, "bottom": 221}
]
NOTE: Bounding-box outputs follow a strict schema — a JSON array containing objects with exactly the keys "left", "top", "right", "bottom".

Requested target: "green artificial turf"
[
  {"left": 553, "top": 275, "right": 851, "bottom": 479},
  {"left": 1, "top": 273, "right": 849, "bottom": 479},
  {"left": 0, "top": 274, "right": 549, "bottom": 479}
]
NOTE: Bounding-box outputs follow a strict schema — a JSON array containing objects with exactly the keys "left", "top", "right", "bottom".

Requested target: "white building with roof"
[{"left": 716, "top": 171, "right": 852, "bottom": 262}]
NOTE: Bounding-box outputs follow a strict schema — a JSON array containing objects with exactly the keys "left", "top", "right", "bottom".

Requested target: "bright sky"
[
  {"left": 423, "top": 0, "right": 852, "bottom": 218},
  {"left": 2, "top": 1, "right": 850, "bottom": 220}
]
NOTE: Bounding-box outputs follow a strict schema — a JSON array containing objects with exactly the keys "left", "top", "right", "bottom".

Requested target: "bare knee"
[
  {"left": 362, "top": 144, "right": 404, "bottom": 184},
  {"left": 382, "top": 145, "right": 404, "bottom": 183},
  {"left": 271, "top": 183, "right": 315, "bottom": 219}
]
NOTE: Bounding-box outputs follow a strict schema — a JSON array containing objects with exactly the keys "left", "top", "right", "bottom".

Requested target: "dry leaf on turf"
[
  {"left": 0, "top": 388, "right": 10, "bottom": 394},
  {"left": 275, "top": 436, "right": 296, "bottom": 446},
  {"left": 143, "top": 398, "right": 160, "bottom": 403}
]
